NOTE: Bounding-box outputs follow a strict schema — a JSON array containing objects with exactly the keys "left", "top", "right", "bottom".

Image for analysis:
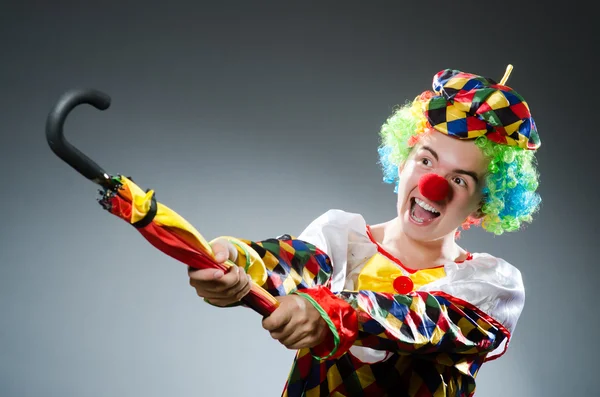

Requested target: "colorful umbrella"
[{"left": 45, "top": 88, "right": 279, "bottom": 317}]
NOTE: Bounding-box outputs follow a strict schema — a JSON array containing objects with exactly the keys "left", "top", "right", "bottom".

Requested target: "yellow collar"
[{"left": 355, "top": 226, "right": 472, "bottom": 294}]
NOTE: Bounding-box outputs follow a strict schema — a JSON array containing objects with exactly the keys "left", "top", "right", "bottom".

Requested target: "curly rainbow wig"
[{"left": 377, "top": 90, "right": 541, "bottom": 236}]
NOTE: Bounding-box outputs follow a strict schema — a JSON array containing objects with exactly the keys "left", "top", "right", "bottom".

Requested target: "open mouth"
[{"left": 410, "top": 197, "right": 441, "bottom": 225}]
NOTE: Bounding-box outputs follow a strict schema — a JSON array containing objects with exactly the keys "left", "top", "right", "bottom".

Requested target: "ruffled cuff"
[
  {"left": 209, "top": 236, "right": 269, "bottom": 286},
  {"left": 293, "top": 286, "right": 358, "bottom": 360},
  {"left": 202, "top": 236, "right": 268, "bottom": 310}
]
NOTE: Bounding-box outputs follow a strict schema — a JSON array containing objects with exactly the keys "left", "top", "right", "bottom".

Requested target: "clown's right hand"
[{"left": 187, "top": 238, "right": 252, "bottom": 307}]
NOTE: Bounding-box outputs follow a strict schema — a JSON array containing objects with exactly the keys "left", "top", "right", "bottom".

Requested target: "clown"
[{"left": 188, "top": 65, "right": 541, "bottom": 396}]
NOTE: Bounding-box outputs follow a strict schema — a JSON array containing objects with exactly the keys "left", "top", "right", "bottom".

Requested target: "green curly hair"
[{"left": 377, "top": 91, "right": 541, "bottom": 236}]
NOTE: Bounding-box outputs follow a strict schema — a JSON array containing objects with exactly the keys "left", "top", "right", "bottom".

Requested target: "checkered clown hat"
[{"left": 423, "top": 65, "right": 540, "bottom": 150}]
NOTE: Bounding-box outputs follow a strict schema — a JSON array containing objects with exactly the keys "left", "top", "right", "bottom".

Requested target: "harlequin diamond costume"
[{"left": 205, "top": 66, "right": 542, "bottom": 397}]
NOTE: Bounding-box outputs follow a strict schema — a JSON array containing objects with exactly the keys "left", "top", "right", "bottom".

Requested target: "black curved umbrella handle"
[{"left": 46, "top": 89, "right": 116, "bottom": 188}]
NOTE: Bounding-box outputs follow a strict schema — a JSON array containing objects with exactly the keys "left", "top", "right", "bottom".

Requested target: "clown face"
[{"left": 396, "top": 130, "right": 490, "bottom": 242}]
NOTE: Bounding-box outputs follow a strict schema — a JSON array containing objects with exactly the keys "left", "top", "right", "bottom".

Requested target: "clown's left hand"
[{"left": 262, "top": 294, "right": 328, "bottom": 350}]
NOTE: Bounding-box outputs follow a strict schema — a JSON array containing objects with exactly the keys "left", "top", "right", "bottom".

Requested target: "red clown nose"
[{"left": 418, "top": 174, "right": 449, "bottom": 202}]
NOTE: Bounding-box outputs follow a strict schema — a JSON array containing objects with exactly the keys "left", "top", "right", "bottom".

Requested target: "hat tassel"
[{"left": 499, "top": 64, "right": 513, "bottom": 85}]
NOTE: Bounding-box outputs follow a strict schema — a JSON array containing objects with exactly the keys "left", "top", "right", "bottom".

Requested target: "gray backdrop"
[{"left": 0, "top": 1, "right": 595, "bottom": 396}]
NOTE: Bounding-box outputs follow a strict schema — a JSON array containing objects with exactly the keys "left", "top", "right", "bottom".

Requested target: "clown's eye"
[
  {"left": 453, "top": 177, "right": 466, "bottom": 187},
  {"left": 421, "top": 158, "right": 432, "bottom": 166}
]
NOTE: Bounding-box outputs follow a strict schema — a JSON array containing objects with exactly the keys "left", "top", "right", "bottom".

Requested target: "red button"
[{"left": 393, "top": 276, "right": 414, "bottom": 294}]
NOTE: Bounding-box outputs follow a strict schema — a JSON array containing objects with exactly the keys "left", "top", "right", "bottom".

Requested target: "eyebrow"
[
  {"left": 420, "top": 146, "right": 480, "bottom": 185},
  {"left": 421, "top": 146, "right": 439, "bottom": 161},
  {"left": 454, "top": 168, "right": 480, "bottom": 185}
]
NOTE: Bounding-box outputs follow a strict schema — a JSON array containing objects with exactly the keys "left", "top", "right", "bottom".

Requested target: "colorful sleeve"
[
  {"left": 204, "top": 209, "right": 365, "bottom": 306},
  {"left": 296, "top": 286, "right": 515, "bottom": 362},
  {"left": 202, "top": 234, "right": 335, "bottom": 308}
]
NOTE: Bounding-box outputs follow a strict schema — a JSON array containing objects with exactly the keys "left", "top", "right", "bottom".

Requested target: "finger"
[
  {"left": 188, "top": 267, "right": 225, "bottom": 281},
  {"left": 220, "top": 267, "right": 250, "bottom": 297},
  {"left": 200, "top": 274, "right": 251, "bottom": 300},
  {"left": 262, "top": 306, "right": 292, "bottom": 332},
  {"left": 190, "top": 269, "right": 229, "bottom": 294},
  {"left": 230, "top": 273, "right": 253, "bottom": 302},
  {"left": 283, "top": 328, "right": 321, "bottom": 349},
  {"left": 286, "top": 339, "right": 313, "bottom": 350},
  {"left": 210, "top": 238, "right": 238, "bottom": 263},
  {"left": 213, "top": 264, "right": 245, "bottom": 292},
  {"left": 269, "top": 323, "right": 295, "bottom": 342},
  {"left": 280, "top": 331, "right": 306, "bottom": 349},
  {"left": 190, "top": 265, "right": 240, "bottom": 294},
  {"left": 240, "top": 273, "right": 253, "bottom": 297}
]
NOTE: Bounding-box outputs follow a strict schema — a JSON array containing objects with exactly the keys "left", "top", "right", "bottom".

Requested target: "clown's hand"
[
  {"left": 262, "top": 295, "right": 328, "bottom": 350},
  {"left": 187, "top": 238, "right": 252, "bottom": 307}
]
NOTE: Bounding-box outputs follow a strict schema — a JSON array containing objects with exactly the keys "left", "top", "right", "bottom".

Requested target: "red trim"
[
  {"left": 300, "top": 286, "right": 358, "bottom": 360},
  {"left": 430, "top": 290, "right": 512, "bottom": 361},
  {"left": 456, "top": 252, "right": 474, "bottom": 263},
  {"left": 483, "top": 343, "right": 509, "bottom": 363},
  {"left": 365, "top": 225, "right": 472, "bottom": 274}
]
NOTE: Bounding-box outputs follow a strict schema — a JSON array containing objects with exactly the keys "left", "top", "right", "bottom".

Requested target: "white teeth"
[
  {"left": 410, "top": 205, "right": 424, "bottom": 223},
  {"left": 414, "top": 198, "right": 440, "bottom": 214}
]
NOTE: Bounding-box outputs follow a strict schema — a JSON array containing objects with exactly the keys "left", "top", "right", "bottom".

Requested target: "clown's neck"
[{"left": 370, "top": 218, "right": 468, "bottom": 271}]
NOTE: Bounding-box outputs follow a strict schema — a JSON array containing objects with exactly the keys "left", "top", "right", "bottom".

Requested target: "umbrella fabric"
[{"left": 98, "top": 174, "right": 279, "bottom": 317}]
